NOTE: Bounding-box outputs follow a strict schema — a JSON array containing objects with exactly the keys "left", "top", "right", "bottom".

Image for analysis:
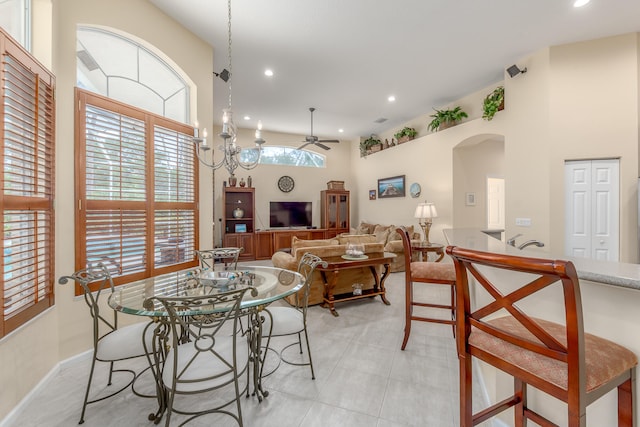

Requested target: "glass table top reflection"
[{"left": 107, "top": 266, "right": 304, "bottom": 317}]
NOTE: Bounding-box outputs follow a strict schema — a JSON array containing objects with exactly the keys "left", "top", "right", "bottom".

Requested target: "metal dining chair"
[
  {"left": 261, "top": 252, "right": 327, "bottom": 379},
  {"left": 447, "top": 246, "right": 637, "bottom": 427},
  {"left": 150, "top": 286, "right": 255, "bottom": 427},
  {"left": 196, "top": 247, "right": 243, "bottom": 271},
  {"left": 58, "top": 263, "right": 154, "bottom": 424}
]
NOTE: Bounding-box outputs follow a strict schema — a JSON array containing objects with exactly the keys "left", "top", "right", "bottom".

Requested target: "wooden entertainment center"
[{"left": 222, "top": 187, "right": 350, "bottom": 260}]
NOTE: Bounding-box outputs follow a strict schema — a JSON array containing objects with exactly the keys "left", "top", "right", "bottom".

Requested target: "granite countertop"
[{"left": 443, "top": 228, "right": 640, "bottom": 291}]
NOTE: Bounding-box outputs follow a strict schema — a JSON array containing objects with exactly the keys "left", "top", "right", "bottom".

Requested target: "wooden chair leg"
[
  {"left": 450, "top": 284, "right": 456, "bottom": 338},
  {"left": 460, "top": 354, "right": 473, "bottom": 427},
  {"left": 514, "top": 378, "right": 527, "bottom": 426},
  {"left": 401, "top": 280, "right": 413, "bottom": 350},
  {"left": 618, "top": 374, "right": 635, "bottom": 427}
]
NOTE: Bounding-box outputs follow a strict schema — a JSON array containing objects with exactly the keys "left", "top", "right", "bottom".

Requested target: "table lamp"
[{"left": 414, "top": 202, "right": 438, "bottom": 245}]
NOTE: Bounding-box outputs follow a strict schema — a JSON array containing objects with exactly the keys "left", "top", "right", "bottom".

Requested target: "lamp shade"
[{"left": 414, "top": 202, "right": 438, "bottom": 219}]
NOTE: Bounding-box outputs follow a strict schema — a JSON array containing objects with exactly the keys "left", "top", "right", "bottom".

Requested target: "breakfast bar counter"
[{"left": 443, "top": 228, "right": 640, "bottom": 290}]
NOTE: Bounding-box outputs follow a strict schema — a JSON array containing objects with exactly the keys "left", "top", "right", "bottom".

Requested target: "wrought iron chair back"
[
  {"left": 261, "top": 252, "right": 327, "bottom": 379},
  {"left": 150, "top": 286, "right": 255, "bottom": 427},
  {"left": 196, "top": 247, "right": 243, "bottom": 271},
  {"left": 58, "top": 263, "right": 154, "bottom": 424}
]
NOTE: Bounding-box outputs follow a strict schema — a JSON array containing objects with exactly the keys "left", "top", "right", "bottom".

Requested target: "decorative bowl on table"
[
  {"left": 200, "top": 271, "right": 237, "bottom": 288},
  {"left": 343, "top": 243, "right": 367, "bottom": 260}
]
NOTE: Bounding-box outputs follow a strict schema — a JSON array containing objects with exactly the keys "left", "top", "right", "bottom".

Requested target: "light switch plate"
[{"left": 515, "top": 218, "right": 532, "bottom": 227}]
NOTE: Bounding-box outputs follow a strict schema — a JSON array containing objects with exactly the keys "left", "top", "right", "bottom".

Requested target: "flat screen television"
[{"left": 269, "top": 201, "right": 312, "bottom": 228}]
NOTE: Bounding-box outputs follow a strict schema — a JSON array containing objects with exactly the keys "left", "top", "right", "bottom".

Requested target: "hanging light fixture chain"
[
  {"left": 191, "top": 0, "right": 264, "bottom": 176},
  {"left": 227, "top": 0, "right": 233, "bottom": 110}
]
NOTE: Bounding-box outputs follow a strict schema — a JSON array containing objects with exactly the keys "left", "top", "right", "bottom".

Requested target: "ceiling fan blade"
[
  {"left": 315, "top": 143, "right": 331, "bottom": 150},
  {"left": 297, "top": 142, "right": 313, "bottom": 150},
  {"left": 317, "top": 139, "right": 339, "bottom": 143}
]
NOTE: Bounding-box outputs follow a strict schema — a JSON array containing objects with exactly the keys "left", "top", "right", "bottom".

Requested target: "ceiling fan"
[{"left": 297, "top": 107, "right": 339, "bottom": 151}]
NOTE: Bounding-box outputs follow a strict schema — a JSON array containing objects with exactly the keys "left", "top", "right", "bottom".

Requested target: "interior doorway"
[{"left": 486, "top": 177, "right": 505, "bottom": 238}]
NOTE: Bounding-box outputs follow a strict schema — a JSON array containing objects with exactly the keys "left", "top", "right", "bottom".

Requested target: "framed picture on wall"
[
  {"left": 465, "top": 192, "right": 476, "bottom": 206},
  {"left": 378, "top": 175, "right": 405, "bottom": 199},
  {"left": 369, "top": 190, "right": 376, "bottom": 200}
]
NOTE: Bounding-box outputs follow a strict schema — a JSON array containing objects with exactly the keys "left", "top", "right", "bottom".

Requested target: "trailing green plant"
[
  {"left": 359, "top": 135, "right": 382, "bottom": 157},
  {"left": 427, "top": 106, "right": 468, "bottom": 131},
  {"left": 393, "top": 126, "right": 418, "bottom": 140},
  {"left": 482, "top": 86, "right": 504, "bottom": 121}
]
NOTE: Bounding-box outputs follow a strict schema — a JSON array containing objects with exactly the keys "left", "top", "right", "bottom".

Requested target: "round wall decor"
[
  {"left": 410, "top": 182, "right": 421, "bottom": 198},
  {"left": 277, "top": 175, "right": 295, "bottom": 192}
]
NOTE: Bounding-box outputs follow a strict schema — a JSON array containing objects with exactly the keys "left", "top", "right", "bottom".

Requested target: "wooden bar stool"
[
  {"left": 396, "top": 227, "right": 456, "bottom": 350},
  {"left": 447, "top": 245, "right": 637, "bottom": 427}
]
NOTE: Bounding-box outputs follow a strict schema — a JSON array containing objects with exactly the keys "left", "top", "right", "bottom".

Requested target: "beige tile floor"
[{"left": 3, "top": 263, "right": 494, "bottom": 427}]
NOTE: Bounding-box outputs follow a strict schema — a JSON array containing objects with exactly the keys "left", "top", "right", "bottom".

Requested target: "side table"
[{"left": 411, "top": 242, "right": 445, "bottom": 262}]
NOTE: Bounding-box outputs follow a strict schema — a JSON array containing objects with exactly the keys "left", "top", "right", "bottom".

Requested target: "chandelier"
[{"left": 192, "top": 0, "right": 265, "bottom": 176}]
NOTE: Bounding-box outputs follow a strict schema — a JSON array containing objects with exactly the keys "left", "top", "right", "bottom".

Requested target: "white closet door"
[{"left": 564, "top": 159, "right": 619, "bottom": 261}]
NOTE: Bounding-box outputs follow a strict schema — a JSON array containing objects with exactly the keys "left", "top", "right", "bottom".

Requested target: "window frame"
[
  {"left": 75, "top": 88, "right": 199, "bottom": 293},
  {"left": 0, "top": 27, "right": 55, "bottom": 339}
]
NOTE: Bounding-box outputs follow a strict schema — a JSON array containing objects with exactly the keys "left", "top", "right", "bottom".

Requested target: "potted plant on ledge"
[
  {"left": 482, "top": 86, "right": 504, "bottom": 121},
  {"left": 359, "top": 135, "right": 382, "bottom": 157},
  {"left": 393, "top": 126, "right": 418, "bottom": 144},
  {"left": 427, "top": 106, "right": 468, "bottom": 132}
]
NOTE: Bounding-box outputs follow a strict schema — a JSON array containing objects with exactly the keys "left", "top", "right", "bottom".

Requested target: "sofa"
[
  {"left": 352, "top": 222, "right": 421, "bottom": 273},
  {"left": 271, "top": 234, "right": 384, "bottom": 306}
]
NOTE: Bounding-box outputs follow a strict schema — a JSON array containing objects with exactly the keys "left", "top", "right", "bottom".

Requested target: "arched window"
[
  {"left": 76, "top": 26, "right": 190, "bottom": 123},
  {"left": 74, "top": 28, "right": 198, "bottom": 287},
  {"left": 0, "top": 0, "right": 31, "bottom": 49},
  {"left": 242, "top": 146, "right": 326, "bottom": 168}
]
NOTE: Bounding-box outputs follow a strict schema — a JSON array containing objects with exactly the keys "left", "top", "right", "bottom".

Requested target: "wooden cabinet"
[
  {"left": 223, "top": 187, "right": 255, "bottom": 260},
  {"left": 255, "top": 232, "right": 273, "bottom": 260},
  {"left": 321, "top": 190, "right": 350, "bottom": 236},
  {"left": 254, "top": 229, "right": 332, "bottom": 260}
]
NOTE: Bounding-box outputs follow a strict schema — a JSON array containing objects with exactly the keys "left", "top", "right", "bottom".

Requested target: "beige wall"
[
  {"left": 350, "top": 84, "right": 506, "bottom": 245},
  {"left": 0, "top": 0, "right": 215, "bottom": 419},
  {"left": 1, "top": 2, "right": 640, "bottom": 421},
  {"left": 548, "top": 33, "right": 639, "bottom": 262}
]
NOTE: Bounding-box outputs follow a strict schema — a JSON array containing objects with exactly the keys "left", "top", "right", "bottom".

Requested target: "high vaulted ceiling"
[{"left": 150, "top": 0, "right": 640, "bottom": 141}]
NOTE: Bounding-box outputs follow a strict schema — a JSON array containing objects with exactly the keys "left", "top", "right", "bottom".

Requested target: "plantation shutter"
[
  {"left": 153, "top": 126, "right": 196, "bottom": 266},
  {"left": 84, "top": 104, "right": 148, "bottom": 278},
  {"left": 76, "top": 89, "right": 198, "bottom": 289},
  {"left": 1, "top": 28, "right": 56, "bottom": 338}
]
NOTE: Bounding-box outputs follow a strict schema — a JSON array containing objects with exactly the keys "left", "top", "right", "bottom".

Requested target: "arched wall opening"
[{"left": 452, "top": 133, "right": 505, "bottom": 232}]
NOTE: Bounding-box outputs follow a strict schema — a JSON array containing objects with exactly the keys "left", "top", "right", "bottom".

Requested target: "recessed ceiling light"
[
  {"left": 338, "top": 129, "right": 344, "bottom": 133},
  {"left": 388, "top": 95, "right": 396, "bottom": 102},
  {"left": 264, "top": 69, "right": 274, "bottom": 77},
  {"left": 573, "top": 0, "right": 590, "bottom": 7},
  {"left": 243, "top": 116, "right": 250, "bottom": 120}
]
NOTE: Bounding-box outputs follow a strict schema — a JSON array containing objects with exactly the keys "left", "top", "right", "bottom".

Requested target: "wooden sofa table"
[{"left": 318, "top": 251, "right": 396, "bottom": 316}]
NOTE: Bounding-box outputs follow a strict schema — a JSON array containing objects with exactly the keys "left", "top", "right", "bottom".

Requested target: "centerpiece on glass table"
[{"left": 343, "top": 243, "right": 368, "bottom": 260}]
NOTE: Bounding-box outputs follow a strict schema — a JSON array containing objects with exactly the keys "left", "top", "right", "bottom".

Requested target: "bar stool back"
[
  {"left": 397, "top": 227, "right": 456, "bottom": 350},
  {"left": 447, "top": 245, "right": 637, "bottom": 427}
]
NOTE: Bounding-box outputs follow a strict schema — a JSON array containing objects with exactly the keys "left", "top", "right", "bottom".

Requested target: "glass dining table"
[{"left": 107, "top": 265, "right": 305, "bottom": 424}]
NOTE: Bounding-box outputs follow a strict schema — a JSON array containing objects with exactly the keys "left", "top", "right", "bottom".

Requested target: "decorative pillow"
[
  {"left": 388, "top": 225, "right": 415, "bottom": 243},
  {"left": 337, "top": 234, "right": 377, "bottom": 245},
  {"left": 373, "top": 225, "right": 393, "bottom": 245},
  {"left": 291, "top": 236, "right": 338, "bottom": 251},
  {"left": 356, "top": 222, "right": 374, "bottom": 235}
]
